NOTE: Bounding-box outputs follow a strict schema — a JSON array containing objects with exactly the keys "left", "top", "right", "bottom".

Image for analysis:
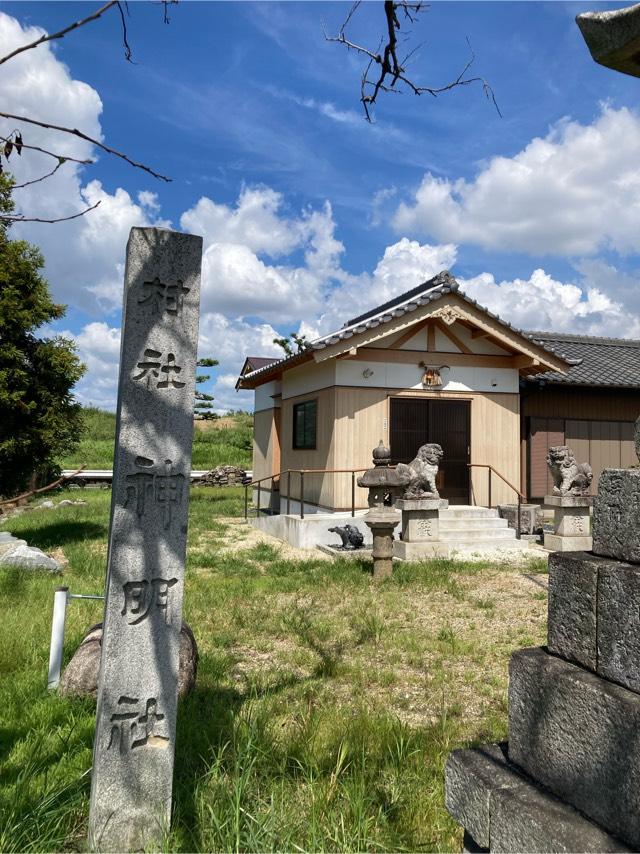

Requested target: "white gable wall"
[
  {"left": 254, "top": 380, "right": 282, "bottom": 413},
  {"left": 335, "top": 359, "right": 519, "bottom": 394},
  {"left": 282, "top": 359, "right": 336, "bottom": 400}
]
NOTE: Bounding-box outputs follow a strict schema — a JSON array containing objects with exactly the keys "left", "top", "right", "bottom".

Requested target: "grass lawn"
[
  {"left": 57, "top": 408, "right": 253, "bottom": 470},
  {"left": 0, "top": 487, "right": 548, "bottom": 852}
]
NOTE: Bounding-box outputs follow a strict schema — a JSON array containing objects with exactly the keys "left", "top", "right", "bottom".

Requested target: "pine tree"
[
  {"left": 0, "top": 174, "right": 85, "bottom": 498},
  {"left": 194, "top": 357, "right": 219, "bottom": 420}
]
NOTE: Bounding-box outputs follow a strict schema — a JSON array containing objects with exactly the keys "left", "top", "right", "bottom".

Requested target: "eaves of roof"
[{"left": 238, "top": 271, "right": 574, "bottom": 389}]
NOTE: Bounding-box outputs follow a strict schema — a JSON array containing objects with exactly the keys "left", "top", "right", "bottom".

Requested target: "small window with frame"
[{"left": 293, "top": 399, "right": 317, "bottom": 450}]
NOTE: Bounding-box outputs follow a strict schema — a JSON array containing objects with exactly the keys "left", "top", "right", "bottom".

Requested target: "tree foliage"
[
  {"left": 0, "top": 174, "right": 85, "bottom": 497},
  {"left": 273, "top": 333, "right": 312, "bottom": 357},
  {"left": 194, "top": 356, "right": 219, "bottom": 420}
]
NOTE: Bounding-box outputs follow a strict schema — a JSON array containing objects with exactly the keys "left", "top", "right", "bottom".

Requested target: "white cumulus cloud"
[{"left": 394, "top": 106, "right": 640, "bottom": 257}]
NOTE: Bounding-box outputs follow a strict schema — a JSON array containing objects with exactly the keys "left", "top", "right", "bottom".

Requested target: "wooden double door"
[{"left": 389, "top": 398, "right": 470, "bottom": 504}]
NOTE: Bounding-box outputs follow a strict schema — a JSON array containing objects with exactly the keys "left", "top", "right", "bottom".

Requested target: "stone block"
[
  {"left": 491, "top": 765, "right": 630, "bottom": 853},
  {"left": 593, "top": 468, "right": 640, "bottom": 563},
  {"left": 548, "top": 551, "right": 640, "bottom": 693},
  {"left": 543, "top": 532, "right": 593, "bottom": 552},
  {"left": 401, "top": 509, "right": 440, "bottom": 542},
  {"left": 497, "top": 503, "right": 540, "bottom": 535},
  {"left": 553, "top": 504, "right": 591, "bottom": 536},
  {"left": 446, "top": 742, "right": 629, "bottom": 853},
  {"left": 545, "top": 494, "right": 593, "bottom": 508},
  {"left": 445, "top": 743, "right": 517, "bottom": 848},
  {"left": 508, "top": 647, "right": 640, "bottom": 849},
  {"left": 393, "top": 539, "right": 450, "bottom": 560},
  {"left": 395, "top": 498, "right": 449, "bottom": 512},
  {"left": 598, "top": 559, "right": 640, "bottom": 693},
  {"left": 547, "top": 551, "right": 600, "bottom": 670}
]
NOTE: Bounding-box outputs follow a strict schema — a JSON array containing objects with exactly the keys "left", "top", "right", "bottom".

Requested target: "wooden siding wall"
[
  {"left": 331, "top": 388, "right": 520, "bottom": 509},
  {"left": 524, "top": 385, "right": 640, "bottom": 499},
  {"left": 280, "top": 387, "right": 336, "bottom": 507},
  {"left": 528, "top": 416, "right": 636, "bottom": 498},
  {"left": 523, "top": 385, "right": 640, "bottom": 421},
  {"left": 252, "top": 408, "right": 280, "bottom": 486}
]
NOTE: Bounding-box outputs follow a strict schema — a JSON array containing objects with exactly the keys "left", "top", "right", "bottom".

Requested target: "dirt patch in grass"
[{"left": 195, "top": 517, "right": 332, "bottom": 562}]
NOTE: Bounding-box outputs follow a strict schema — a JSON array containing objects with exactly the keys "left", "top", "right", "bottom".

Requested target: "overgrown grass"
[
  {"left": 0, "top": 488, "right": 548, "bottom": 852},
  {"left": 57, "top": 407, "right": 253, "bottom": 470}
]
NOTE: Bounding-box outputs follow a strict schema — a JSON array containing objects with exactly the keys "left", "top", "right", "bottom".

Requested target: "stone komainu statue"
[
  {"left": 546, "top": 445, "right": 593, "bottom": 496},
  {"left": 396, "top": 443, "right": 444, "bottom": 499},
  {"left": 328, "top": 524, "right": 365, "bottom": 550}
]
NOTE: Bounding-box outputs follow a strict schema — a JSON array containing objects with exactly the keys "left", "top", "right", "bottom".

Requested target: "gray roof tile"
[{"left": 527, "top": 332, "right": 640, "bottom": 388}]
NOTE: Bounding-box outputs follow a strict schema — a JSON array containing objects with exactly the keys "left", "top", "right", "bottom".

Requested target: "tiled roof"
[
  {"left": 527, "top": 332, "right": 640, "bottom": 388},
  {"left": 246, "top": 356, "right": 278, "bottom": 371},
  {"left": 239, "top": 271, "right": 572, "bottom": 385}
]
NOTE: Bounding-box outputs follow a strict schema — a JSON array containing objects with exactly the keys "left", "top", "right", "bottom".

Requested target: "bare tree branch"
[
  {"left": 0, "top": 131, "right": 93, "bottom": 167},
  {"left": 0, "top": 112, "right": 171, "bottom": 182},
  {"left": 326, "top": 1, "right": 501, "bottom": 122},
  {"left": 1, "top": 200, "right": 102, "bottom": 224},
  {"left": 11, "top": 161, "right": 66, "bottom": 189},
  {"left": 116, "top": 1, "right": 134, "bottom": 62},
  {"left": 0, "top": 1, "right": 118, "bottom": 67}
]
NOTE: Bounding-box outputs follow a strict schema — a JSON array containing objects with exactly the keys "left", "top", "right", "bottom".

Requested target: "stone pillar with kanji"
[{"left": 88, "top": 228, "right": 202, "bottom": 851}]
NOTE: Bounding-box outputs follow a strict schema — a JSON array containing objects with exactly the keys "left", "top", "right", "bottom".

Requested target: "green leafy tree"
[
  {"left": 273, "top": 332, "right": 312, "bottom": 357},
  {"left": 194, "top": 356, "right": 219, "bottom": 420},
  {"left": 0, "top": 174, "right": 85, "bottom": 497}
]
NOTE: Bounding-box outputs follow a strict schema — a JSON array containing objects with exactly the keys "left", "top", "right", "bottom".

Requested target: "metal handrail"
[
  {"left": 468, "top": 463, "right": 525, "bottom": 539},
  {"left": 245, "top": 467, "right": 372, "bottom": 520}
]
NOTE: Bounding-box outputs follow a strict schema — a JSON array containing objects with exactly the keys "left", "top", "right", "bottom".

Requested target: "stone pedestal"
[
  {"left": 393, "top": 497, "right": 449, "bottom": 560},
  {"left": 445, "top": 465, "right": 640, "bottom": 851},
  {"left": 543, "top": 494, "right": 592, "bottom": 552},
  {"left": 363, "top": 508, "right": 400, "bottom": 580}
]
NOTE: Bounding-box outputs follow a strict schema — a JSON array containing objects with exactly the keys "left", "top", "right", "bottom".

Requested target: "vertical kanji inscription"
[{"left": 88, "top": 228, "right": 202, "bottom": 852}]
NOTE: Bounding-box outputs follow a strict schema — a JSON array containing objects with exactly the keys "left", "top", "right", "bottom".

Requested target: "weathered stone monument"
[
  {"left": 357, "top": 441, "right": 408, "bottom": 580},
  {"left": 577, "top": 2, "right": 640, "bottom": 78},
  {"left": 88, "top": 228, "right": 202, "bottom": 851},
  {"left": 543, "top": 445, "right": 593, "bottom": 552},
  {"left": 392, "top": 443, "right": 449, "bottom": 559},
  {"left": 444, "top": 421, "right": 640, "bottom": 851}
]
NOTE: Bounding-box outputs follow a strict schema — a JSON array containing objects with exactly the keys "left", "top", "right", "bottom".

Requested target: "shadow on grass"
[
  {"left": 173, "top": 658, "right": 317, "bottom": 849},
  {"left": 6, "top": 520, "right": 106, "bottom": 550}
]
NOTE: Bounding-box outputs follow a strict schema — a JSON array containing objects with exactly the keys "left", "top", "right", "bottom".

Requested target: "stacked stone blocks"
[{"left": 445, "top": 462, "right": 640, "bottom": 852}]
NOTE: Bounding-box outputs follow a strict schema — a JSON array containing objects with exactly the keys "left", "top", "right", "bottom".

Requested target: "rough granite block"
[
  {"left": 446, "top": 742, "right": 629, "bottom": 853},
  {"left": 445, "top": 743, "right": 519, "bottom": 848},
  {"left": 491, "top": 765, "right": 630, "bottom": 853},
  {"left": 508, "top": 647, "right": 640, "bottom": 850},
  {"left": 598, "top": 560, "right": 640, "bottom": 693},
  {"left": 593, "top": 468, "right": 640, "bottom": 563},
  {"left": 547, "top": 551, "right": 600, "bottom": 670}
]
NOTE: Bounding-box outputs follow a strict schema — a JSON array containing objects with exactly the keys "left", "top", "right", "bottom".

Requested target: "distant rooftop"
[{"left": 528, "top": 331, "right": 640, "bottom": 388}]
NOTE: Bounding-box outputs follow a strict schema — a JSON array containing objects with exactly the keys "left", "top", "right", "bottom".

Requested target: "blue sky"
[{"left": 2, "top": 1, "right": 640, "bottom": 411}]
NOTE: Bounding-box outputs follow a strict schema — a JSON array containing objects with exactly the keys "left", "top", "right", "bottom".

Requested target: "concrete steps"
[{"left": 437, "top": 505, "right": 531, "bottom": 553}]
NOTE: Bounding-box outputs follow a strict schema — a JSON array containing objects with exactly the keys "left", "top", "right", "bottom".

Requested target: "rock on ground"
[
  {"left": 59, "top": 621, "right": 198, "bottom": 699},
  {"left": 0, "top": 543, "right": 61, "bottom": 572}
]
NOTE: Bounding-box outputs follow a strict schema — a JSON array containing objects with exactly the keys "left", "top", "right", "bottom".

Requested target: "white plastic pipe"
[{"left": 47, "top": 586, "right": 69, "bottom": 690}]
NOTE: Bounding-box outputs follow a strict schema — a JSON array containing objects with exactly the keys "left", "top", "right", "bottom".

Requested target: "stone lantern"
[{"left": 357, "top": 441, "right": 408, "bottom": 580}]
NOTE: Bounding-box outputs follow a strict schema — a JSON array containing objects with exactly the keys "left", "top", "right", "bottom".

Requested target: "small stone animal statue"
[
  {"left": 328, "top": 524, "right": 365, "bottom": 550},
  {"left": 396, "top": 443, "right": 444, "bottom": 499},
  {"left": 546, "top": 445, "right": 593, "bottom": 496}
]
